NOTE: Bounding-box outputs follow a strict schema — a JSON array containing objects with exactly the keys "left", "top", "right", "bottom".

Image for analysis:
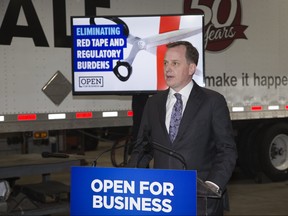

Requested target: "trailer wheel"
[{"left": 259, "top": 124, "right": 288, "bottom": 181}]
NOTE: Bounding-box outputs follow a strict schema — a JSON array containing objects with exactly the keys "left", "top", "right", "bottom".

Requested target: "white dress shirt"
[{"left": 165, "top": 80, "right": 194, "bottom": 132}]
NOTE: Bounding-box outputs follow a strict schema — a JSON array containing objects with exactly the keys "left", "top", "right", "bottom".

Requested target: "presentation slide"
[{"left": 71, "top": 15, "right": 204, "bottom": 95}]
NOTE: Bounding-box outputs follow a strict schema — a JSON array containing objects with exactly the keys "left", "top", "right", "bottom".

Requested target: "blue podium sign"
[{"left": 71, "top": 167, "right": 196, "bottom": 216}]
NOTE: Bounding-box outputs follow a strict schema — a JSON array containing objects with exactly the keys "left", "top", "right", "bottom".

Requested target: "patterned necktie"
[{"left": 169, "top": 93, "right": 183, "bottom": 142}]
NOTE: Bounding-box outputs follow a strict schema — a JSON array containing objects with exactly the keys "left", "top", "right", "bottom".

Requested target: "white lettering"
[
  {"left": 91, "top": 179, "right": 135, "bottom": 194},
  {"left": 139, "top": 181, "right": 174, "bottom": 196},
  {"left": 76, "top": 38, "right": 90, "bottom": 47}
]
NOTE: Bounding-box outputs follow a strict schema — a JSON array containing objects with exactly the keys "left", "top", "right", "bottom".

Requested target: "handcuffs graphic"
[{"left": 90, "top": 17, "right": 202, "bottom": 82}]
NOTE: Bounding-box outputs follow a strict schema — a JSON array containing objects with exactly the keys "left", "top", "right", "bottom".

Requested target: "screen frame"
[{"left": 71, "top": 14, "right": 205, "bottom": 95}]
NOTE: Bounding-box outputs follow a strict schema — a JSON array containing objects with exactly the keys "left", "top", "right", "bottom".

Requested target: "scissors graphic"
[{"left": 90, "top": 17, "right": 202, "bottom": 82}]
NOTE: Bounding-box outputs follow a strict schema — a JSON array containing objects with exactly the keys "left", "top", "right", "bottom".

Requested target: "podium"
[
  {"left": 196, "top": 178, "right": 222, "bottom": 215},
  {"left": 71, "top": 167, "right": 197, "bottom": 215},
  {"left": 71, "top": 167, "right": 221, "bottom": 216}
]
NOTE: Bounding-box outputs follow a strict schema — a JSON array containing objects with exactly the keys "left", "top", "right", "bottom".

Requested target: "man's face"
[{"left": 164, "top": 45, "right": 196, "bottom": 92}]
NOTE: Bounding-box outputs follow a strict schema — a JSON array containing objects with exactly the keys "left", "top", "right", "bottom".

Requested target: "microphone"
[
  {"left": 126, "top": 127, "right": 186, "bottom": 169},
  {"left": 136, "top": 129, "right": 154, "bottom": 168},
  {"left": 126, "top": 129, "right": 153, "bottom": 168},
  {"left": 128, "top": 130, "right": 221, "bottom": 199},
  {"left": 150, "top": 141, "right": 187, "bottom": 170},
  {"left": 149, "top": 140, "right": 220, "bottom": 198},
  {"left": 128, "top": 128, "right": 186, "bottom": 169},
  {"left": 92, "top": 137, "right": 142, "bottom": 167}
]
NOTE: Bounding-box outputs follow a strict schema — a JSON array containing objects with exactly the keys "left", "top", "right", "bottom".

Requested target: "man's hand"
[{"left": 205, "top": 181, "right": 222, "bottom": 195}]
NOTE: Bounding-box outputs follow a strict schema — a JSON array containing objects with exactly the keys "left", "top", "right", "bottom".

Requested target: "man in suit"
[{"left": 127, "top": 41, "right": 237, "bottom": 215}]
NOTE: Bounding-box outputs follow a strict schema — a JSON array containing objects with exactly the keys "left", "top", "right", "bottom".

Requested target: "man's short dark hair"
[{"left": 166, "top": 41, "right": 199, "bottom": 65}]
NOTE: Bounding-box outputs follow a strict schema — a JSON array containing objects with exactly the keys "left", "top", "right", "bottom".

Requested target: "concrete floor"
[
  {"left": 14, "top": 141, "right": 288, "bottom": 215},
  {"left": 225, "top": 173, "right": 288, "bottom": 215}
]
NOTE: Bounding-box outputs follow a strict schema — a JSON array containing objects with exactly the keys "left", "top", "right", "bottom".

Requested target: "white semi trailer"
[{"left": 0, "top": 0, "right": 288, "bottom": 181}]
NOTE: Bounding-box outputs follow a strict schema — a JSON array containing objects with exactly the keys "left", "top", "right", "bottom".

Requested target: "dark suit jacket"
[{"left": 129, "top": 81, "right": 237, "bottom": 214}]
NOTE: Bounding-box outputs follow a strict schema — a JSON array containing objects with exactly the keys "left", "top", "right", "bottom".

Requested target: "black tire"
[{"left": 259, "top": 123, "right": 288, "bottom": 181}]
